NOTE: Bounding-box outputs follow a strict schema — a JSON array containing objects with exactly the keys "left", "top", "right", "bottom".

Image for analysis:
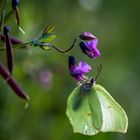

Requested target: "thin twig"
[{"left": 51, "top": 38, "right": 78, "bottom": 53}]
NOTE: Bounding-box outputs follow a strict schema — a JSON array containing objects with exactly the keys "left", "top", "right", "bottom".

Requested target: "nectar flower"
[
  {"left": 69, "top": 56, "right": 91, "bottom": 81},
  {"left": 79, "top": 39, "right": 101, "bottom": 58},
  {"left": 79, "top": 32, "right": 96, "bottom": 41}
]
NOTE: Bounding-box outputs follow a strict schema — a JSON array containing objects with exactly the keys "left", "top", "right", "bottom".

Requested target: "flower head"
[
  {"left": 79, "top": 38, "right": 100, "bottom": 58},
  {"left": 69, "top": 56, "right": 91, "bottom": 81},
  {"left": 79, "top": 32, "right": 96, "bottom": 41}
]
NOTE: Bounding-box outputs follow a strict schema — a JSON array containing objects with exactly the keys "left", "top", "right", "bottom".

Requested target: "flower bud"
[
  {"left": 0, "top": 63, "right": 29, "bottom": 100},
  {"left": 3, "top": 26, "right": 14, "bottom": 74},
  {"left": 79, "top": 32, "right": 96, "bottom": 41}
]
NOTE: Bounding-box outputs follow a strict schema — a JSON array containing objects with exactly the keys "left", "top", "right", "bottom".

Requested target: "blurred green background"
[{"left": 0, "top": 0, "right": 140, "bottom": 139}]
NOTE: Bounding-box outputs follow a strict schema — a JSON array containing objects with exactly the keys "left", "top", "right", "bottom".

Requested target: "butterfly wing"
[
  {"left": 94, "top": 84, "right": 128, "bottom": 133},
  {"left": 66, "top": 86, "right": 102, "bottom": 135}
]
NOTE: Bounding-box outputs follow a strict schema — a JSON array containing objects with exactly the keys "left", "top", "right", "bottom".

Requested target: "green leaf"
[
  {"left": 94, "top": 84, "right": 128, "bottom": 133},
  {"left": 4, "top": 10, "right": 14, "bottom": 25},
  {"left": 39, "top": 33, "right": 56, "bottom": 43},
  {"left": 39, "top": 45, "right": 51, "bottom": 50},
  {"left": 66, "top": 86, "right": 102, "bottom": 135},
  {"left": 66, "top": 84, "right": 128, "bottom": 135}
]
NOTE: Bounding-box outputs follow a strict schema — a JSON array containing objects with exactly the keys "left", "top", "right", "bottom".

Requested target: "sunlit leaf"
[
  {"left": 66, "top": 84, "right": 128, "bottom": 135},
  {"left": 39, "top": 45, "right": 51, "bottom": 50},
  {"left": 39, "top": 33, "right": 56, "bottom": 43}
]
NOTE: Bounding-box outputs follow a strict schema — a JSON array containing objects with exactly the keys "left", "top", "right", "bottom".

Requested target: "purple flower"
[
  {"left": 79, "top": 32, "right": 96, "bottom": 41},
  {"left": 69, "top": 56, "right": 91, "bottom": 81},
  {"left": 79, "top": 38, "right": 101, "bottom": 58}
]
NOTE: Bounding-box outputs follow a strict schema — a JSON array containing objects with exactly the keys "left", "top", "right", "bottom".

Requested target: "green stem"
[{"left": 0, "top": 42, "right": 32, "bottom": 51}]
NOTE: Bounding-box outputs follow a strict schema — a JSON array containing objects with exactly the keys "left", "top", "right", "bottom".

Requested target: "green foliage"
[
  {"left": 66, "top": 84, "right": 128, "bottom": 135},
  {"left": 38, "top": 33, "right": 56, "bottom": 44},
  {"left": 4, "top": 10, "right": 14, "bottom": 25},
  {"left": 31, "top": 25, "right": 56, "bottom": 49}
]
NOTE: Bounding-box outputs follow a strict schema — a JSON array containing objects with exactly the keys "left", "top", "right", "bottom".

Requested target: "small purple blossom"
[
  {"left": 79, "top": 38, "right": 101, "bottom": 58},
  {"left": 69, "top": 56, "right": 91, "bottom": 81},
  {"left": 79, "top": 32, "right": 96, "bottom": 41}
]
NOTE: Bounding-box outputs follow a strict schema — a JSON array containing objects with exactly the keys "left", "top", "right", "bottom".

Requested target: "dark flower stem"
[
  {"left": 51, "top": 38, "right": 78, "bottom": 53},
  {"left": 0, "top": 63, "right": 29, "bottom": 100}
]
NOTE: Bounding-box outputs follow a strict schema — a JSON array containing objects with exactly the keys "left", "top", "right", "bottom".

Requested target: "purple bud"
[
  {"left": 68, "top": 56, "right": 91, "bottom": 81},
  {"left": 3, "top": 26, "right": 14, "bottom": 74},
  {"left": 79, "top": 32, "right": 96, "bottom": 41},
  {"left": 12, "top": 0, "right": 20, "bottom": 9},
  {"left": 0, "top": 63, "right": 29, "bottom": 100}
]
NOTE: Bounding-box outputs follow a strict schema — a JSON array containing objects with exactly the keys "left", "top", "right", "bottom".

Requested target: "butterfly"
[{"left": 66, "top": 66, "right": 128, "bottom": 135}]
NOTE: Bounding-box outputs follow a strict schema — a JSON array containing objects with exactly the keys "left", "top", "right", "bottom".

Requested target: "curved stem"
[{"left": 51, "top": 38, "right": 78, "bottom": 53}]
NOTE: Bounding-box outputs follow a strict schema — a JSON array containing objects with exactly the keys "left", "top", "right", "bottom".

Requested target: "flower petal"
[
  {"left": 87, "top": 38, "right": 98, "bottom": 50},
  {"left": 73, "top": 61, "right": 91, "bottom": 74},
  {"left": 79, "top": 32, "right": 96, "bottom": 41}
]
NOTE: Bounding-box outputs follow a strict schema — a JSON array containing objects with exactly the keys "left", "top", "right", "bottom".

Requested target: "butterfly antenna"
[{"left": 95, "top": 64, "right": 102, "bottom": 81}]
